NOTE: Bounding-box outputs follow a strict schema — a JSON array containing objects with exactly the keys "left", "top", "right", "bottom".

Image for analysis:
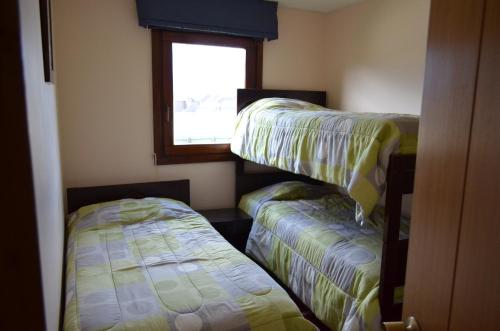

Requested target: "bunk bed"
[
  {"left": 232, "top": 89, "right": 417, "bottom": 330},
  {"left": 63, "top": 180, "right": 317, "bottom": 331}
]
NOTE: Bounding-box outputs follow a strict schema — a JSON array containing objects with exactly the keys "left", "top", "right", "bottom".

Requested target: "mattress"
[
  {"left": 64, "top": 198, "right": 317, "bottom": 331},
  {"left": 231, "top": 97, "right": 419, "bottom": 223},
  {"left": 240, "top": 183, "right": 409, "bottom": 331}
]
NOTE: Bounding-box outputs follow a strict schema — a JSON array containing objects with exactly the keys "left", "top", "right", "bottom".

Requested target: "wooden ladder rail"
[{"left": 379, "top": 154, "right": 416, "bottom": 321}]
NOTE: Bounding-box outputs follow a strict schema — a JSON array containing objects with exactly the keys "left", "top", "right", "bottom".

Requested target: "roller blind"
[{"left": 136, "top": 0, "right": 278, "bottom": 40}]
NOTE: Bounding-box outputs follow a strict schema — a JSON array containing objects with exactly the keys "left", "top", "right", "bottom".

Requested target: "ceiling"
[{"left": 276, "top": 0, "right": 367, "bottom": 13}]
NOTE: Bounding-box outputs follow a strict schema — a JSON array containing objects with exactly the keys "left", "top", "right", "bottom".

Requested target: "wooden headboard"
[
  {"left": 67, "top": 180, "right": 190, "bottom": 214},
  {"left": 237, "top": 88, "right": 326, "bottom": 113},
  {"left": 234, "top": 88, "right": 327, "bottom": 205}
]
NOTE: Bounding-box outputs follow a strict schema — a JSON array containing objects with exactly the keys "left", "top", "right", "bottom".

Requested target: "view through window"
[{"left": 172, "top": 43, "right": 246, "bottom": 145}]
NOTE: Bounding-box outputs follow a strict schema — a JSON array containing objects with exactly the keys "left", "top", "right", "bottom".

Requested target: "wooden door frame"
[{"left": 0, "top": 1, "right": 46, "bottom": 330}]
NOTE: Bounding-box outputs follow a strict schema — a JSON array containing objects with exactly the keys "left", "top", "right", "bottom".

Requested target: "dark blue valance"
[{"left": 136, "top": 0, "right": 278, "bottom": 40}]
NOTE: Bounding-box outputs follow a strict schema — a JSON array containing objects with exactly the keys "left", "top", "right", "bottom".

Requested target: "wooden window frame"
[{"left": 152, "top": 30, "right": 263, "bottom": 165}]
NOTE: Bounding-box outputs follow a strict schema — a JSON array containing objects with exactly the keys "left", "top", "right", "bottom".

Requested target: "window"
[{"left": 152, "top": 30, "right": 262, "bottom": 164}]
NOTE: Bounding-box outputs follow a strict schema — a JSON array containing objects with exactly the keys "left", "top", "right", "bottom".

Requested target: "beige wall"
[
  {"left": 325, "top": 0, "right": 430, "bottom": 114},
  {"left": 263, "top": 7, "right": 326, "bottom": 90},
  {"left": 323, "top": 0, "right": 430, "bottom": 215},
  {"left": 54, "top": 0, "right": 429, "bottom": 210},
  {"left": 19, "top": 0, "right": 65, "bottom": 330},
  {"left": 53, "top": 1, "right": 327, "bottom": 209}
]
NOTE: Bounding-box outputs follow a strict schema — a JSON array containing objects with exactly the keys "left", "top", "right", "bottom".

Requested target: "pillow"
[{"left": 238, "top": 181, "right": 333, "bottom": 218}]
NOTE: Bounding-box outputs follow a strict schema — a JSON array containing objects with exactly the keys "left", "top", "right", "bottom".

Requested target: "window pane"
[{"left": 172, "top": 43, "right": 246, "bottom": 145}]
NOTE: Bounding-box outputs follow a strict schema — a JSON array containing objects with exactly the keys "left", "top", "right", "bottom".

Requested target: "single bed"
[
  {"left": 232, "top": 89, "right": 417, "bottom": 329},
  {"left": 63, "top": 180, "right": 317, "bottom": 331},
  {"left": 239, "top": 182, "right": 410, "bottom": 331}
]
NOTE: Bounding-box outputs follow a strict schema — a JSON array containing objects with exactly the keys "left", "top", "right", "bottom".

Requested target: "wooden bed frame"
[
  {"left": 235, "top": 88, "right": 416, "bottom": 323},
  {"left": 67, "top": 179, "right": 190, "bottom": 214}
]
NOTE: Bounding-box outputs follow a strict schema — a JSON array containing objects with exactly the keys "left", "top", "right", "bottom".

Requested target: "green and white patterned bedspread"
[
  {"left": 239, "top": 182, "right": 409, "bottom": 331},
  {"left": 64, "top": 198, "right": 317, "bottom": 331},
  {"left": 231, "top": 97, "right": 418, "bottom": 223}
]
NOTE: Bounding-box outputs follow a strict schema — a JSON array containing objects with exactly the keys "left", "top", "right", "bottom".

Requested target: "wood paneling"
[
  {"left": 449, "top": 0, "right": 500, "bottom": 329},
  {"left": 403, "top": 0, "right": 486, "bottom": 329}
]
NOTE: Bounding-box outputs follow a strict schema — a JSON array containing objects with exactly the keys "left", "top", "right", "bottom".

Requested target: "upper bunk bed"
[
  {"left": 231, "top": 89, "right": 418, "bottom": 224},
  {"left": 231, "top": 89, "right": 418, "bottom": 326}
]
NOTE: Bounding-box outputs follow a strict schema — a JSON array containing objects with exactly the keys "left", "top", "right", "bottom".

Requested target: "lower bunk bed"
[
  {"left": 239, "top": 182, "right": 410, "bottom": 331},
  {"left": 63, "top": 180, "right": 317, "bottom": 331}
]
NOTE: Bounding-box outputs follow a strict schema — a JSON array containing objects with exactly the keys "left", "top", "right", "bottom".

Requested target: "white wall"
[
  {"left": 53, "top": 1, "right": 327, "bottom": 209},
  {"left": 19, "top": 1, "right": 65, "bottom": 330},
  {"left": 325, "top": 0, "right": 431, "bottom": 114}
]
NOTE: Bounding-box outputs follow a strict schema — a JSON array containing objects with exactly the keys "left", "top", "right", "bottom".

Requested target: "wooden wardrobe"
[{"left": 399, "top": 0, "right": 499, "bottom": 330}]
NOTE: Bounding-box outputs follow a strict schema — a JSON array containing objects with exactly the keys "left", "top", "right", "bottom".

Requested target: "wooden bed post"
[{"left": 379, "top": 154, "right": 416, "bottom": 321}]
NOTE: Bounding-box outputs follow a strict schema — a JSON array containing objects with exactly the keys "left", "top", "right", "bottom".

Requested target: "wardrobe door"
[
  {"left": 403, "top": 0, "right": 486, "bottom": 329},
  {"left": 449, "top": 0, "right": 500, "bottom": 329}
]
